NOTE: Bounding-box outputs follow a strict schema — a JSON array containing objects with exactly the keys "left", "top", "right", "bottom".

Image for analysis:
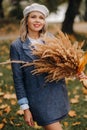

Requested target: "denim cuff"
[
  {"left": 20, "top": 104, "right": 29, "bottom": 110},
  {"left": 18, "top": 97, "right": 29, "bottom": 105}
]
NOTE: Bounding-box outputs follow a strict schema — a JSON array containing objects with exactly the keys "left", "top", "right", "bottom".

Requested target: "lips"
[{"left": 33, "top": 24, "right": 41, "bottom": 28}]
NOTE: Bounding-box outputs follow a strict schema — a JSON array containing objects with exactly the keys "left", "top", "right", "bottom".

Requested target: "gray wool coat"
[{"left": 10, "top": 37, "right": 70, "bottom": 126}]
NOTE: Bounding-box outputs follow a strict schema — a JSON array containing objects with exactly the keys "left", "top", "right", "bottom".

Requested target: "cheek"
[{"left": 41, "top": 20, "right": 45, "bottom": 26}]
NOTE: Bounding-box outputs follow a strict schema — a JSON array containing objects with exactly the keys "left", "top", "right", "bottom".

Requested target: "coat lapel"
[{"left": 22, "top": 38, "right": 35, "bottom": 60}]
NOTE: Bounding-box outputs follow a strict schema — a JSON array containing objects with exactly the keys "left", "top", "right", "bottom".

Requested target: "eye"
[
  {"left": 31, "top": 15, "right": 36, "bottom": 18},
  {"left": 39, "top": 16, "right": 45, "bottom": 20}
]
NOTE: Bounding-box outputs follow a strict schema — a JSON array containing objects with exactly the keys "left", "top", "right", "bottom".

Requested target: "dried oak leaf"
[
  {"left": 4, "top": 106, "right": 11, "bottom": 114},
  {"left": 68, "top": 110, "right": 77, "bottom": 117}
]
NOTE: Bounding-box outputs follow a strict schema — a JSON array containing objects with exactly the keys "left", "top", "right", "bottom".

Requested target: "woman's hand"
[
  {"left": 77, "top": 72, "right": 87, "bottom": 89},
  {"left": 24, "top": 109, "right": 35, "bottom": 127}
]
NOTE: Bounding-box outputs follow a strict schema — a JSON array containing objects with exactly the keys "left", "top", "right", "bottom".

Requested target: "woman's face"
[{"left": 27, "top": 11, "right": 45, "bottom": 33}]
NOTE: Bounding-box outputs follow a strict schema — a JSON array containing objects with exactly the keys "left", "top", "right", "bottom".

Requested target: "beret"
[{"left": 23, "top": 3, "right": 49, "bottom": 17}]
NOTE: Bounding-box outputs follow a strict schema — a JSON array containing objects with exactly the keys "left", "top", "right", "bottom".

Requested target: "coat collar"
[{"left": 22, "top": 37, "right": 35, "bottom": 60}]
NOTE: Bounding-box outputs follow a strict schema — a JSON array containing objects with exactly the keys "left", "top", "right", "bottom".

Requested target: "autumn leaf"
[
  {"left": 9, "top": 117, "right": 15, "bottom": 125},
  {"left": 70, "top": 98, "right": 79, "bottom": 104},
  {"left": 4, "top": 106, "right": 11, "bottom": 114},
  {"left": 63, "top": 122, "right": 69, "bottom": 127},
  {"left": 6, "top": 65, "right": 11, "bottom": 70},
  {"left": 83, "top": 115, "right": 87, "bottom": 118},
  {"left": 0, "top": 99, "right": 3, "bottom": 103},
  {"left": 3, "top": 93, "right": 16, "bottom": 99},
  {"left": 68, "top": 110, "right": 77, "bottom": 117},
  {"left": 0, "top": 104, "right": 8, "bottom": 110},
  {"left": 16, "top": 110, "right": 24, "bottom": 115},
  {"left": 0, "top": 92, "right": 4, "bottom": 96},
  {"left": 2, "top": 118, "right": 7, "bottom": 124},
  {"left": 9, "top": 117, "right": 22, "bottom": 127},
  {"left": 0, "top": 72, "right": 3, "bottom": 76},
  {"left": 15, "top": 123, "right": 22, "bottom": 127},
  {"left": 0, "top": 123, "right": 5, "bottom": 129},
  {"left": 82, "top": 88, "right": 87, "bottom": 95},
  {"left": 34, "top": 122, "right": 42, "bottom": 129},
  {"left": 0, "top": 111, "right": 3, "bottom": 116},
  {"left": 72, "top": 122, "right": 81, "bottom": 126},
  {"left": 11, "top": 99, "right": 17, "bottom": 105}
]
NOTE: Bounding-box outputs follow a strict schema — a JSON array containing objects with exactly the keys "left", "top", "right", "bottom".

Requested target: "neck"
[{"left": 28, "top": 31, "right": 40, "bottom": 39}]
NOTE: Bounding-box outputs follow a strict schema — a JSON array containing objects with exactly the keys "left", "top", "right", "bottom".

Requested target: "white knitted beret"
[{"left": 23, "top": 3, "right": 49, "bottom": 17}]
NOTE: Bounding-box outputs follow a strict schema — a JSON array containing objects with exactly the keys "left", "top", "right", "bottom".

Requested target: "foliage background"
[{"left": 0, "top": 0, "right": 87, "bottom": 130}]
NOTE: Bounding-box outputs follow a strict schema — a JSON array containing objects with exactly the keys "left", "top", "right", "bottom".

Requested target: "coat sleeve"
[{"left": 10, "top": 42, "right": 28, "bottom": 102}]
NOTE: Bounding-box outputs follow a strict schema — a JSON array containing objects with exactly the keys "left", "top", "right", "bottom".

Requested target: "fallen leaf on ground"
[
  {"left": 0, "top": 123, "right": 5, "bottom": 129},
  {"left": 72, "top": 122, "right": 81, "bottom": 126},
  {"left": 70, "top": 98, "right": 79, "bottom": 104},
  {"left": 16, "top": 110, "right": 24, "bottom": 115},
  {"left": 3, "top": 93, "right": 16, "bottom": 99},
  {"left": 82, "top": 88, "right": 87, "bottom": 94},
  {"left": 11, "top": 99, "right": 17, "bottom": 105},
  {"left": 34, "top": 122, "right": 42, "bottom": 129},
  {"left": 68, "top": 110, "right": 77, "bottom": 117},
  {"left": 63, "top": 122, "right": 69, "bottom": 127},
  {"left": 0, "top": 104, "right": 8, "bottom": 110},
  {"left": 0, "top": 111, "right": 3, "bottom": 116},
  {"left": 0, "top": 92, "right": 4, "bottom": 96},
  {"left": 4, "top": 106, "right": 11, "bottom": 114},
  {"left": 2, "top": 118, "right": 7, "bottom": 124},
  {"left": 0, "top": 72, "right": 3, "bottom": 76},
  {"left": 83, "top": 115, "right": 87, "bottom": 118}
]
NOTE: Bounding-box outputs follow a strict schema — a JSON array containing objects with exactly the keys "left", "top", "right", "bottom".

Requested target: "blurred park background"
[{"left": 0, "top": 0, "right": 87, "bottom": 130}]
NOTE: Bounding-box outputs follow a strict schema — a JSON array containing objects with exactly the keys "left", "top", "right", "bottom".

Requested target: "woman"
[{"left": 10, "top": 3, "right": 70, "bottom": 130}]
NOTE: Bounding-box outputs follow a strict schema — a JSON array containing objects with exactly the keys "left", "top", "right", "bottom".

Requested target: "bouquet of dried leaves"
[
  {"left": 0, "top": 29, "right": 87, "bottom": 88},
  {"left": 23, "top": 29, "right": 87, "bottom": 88}
]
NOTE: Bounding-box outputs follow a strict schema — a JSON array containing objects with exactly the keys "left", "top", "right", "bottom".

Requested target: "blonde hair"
[{"left": 20, "top": 14, "right": 47, "bottom": 42}]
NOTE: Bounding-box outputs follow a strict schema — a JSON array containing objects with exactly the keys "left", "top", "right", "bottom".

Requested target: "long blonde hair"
[{"left": 20, "top": 14, "right": 47, "bottom": 42}]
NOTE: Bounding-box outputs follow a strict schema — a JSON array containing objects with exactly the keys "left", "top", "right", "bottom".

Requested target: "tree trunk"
[
  {"left": 0, "top": 0, "right": 4, "bottom": 18},
  {"left": 62, "top": 0, "right": 82, "bottom": 34},
  {"left": 83, "top": 0, "right": 87, "bottom": 21}
]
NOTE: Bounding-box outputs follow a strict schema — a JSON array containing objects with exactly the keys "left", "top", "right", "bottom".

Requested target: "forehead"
[{"left": 29, "top": 11, "right": 45, "bottom": 17}]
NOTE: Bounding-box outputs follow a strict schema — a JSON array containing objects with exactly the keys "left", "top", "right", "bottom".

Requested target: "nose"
[{"left": 35, "top": 18, "right": 40, "bottom": 22}]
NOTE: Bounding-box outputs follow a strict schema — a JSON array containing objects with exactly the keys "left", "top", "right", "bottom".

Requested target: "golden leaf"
[
  {"left": 63, "top": 122, "right": 69, "bottom": 127},
  {"left": 82, "top": 88, "right": 87, "bottom": 95},
  {"left": 0, "top": 111, "right": 3, "bottom": 116},
  {"left": 78, "top": 52, "right": 87, "bottom": 73},
  {"left": 4, "top": 106, "right": 11, "bottom": 114},
  {"left": 70, "top": 98, "right": 79, "bottom": 104},
  {"left": 83, "top": 115, "right": 87, "bottom": 118},
  {"left": 3, "top": 93, "right": 16, "bottom": 99},
  {"left": 0, "top": 104, "right": 8, "bottom": 110},
  {"left": 72, "top": 122, "right": 81, "bottom": 126},
  {"left": 11, "top": 99, "right": 17, "bottom": 105},
  {"left": 2, "top": 118, "right": 7, "bottom": 124},
  {"left": 0, "top": 72, "right": 3, "bottom": 76},
  {"left": 6, "top": 65, "right": 11, "bottom": 70},
  {"left": 68, "top": 110, "right": 77, "bottom": 117},
  {"left": 0, "top": 99, "right": 3, "bottom": 103},
  {"left": 16, "top": 110, "right": 24, "bottom": 115},
  {"left": 34, "top": 122, "right": 42, "bottom": 129},
  {"left": 0, "top": 92, "right": 4, "bottom": 96},
  {"left": 15, "top": 123, "right": 22, "bottom": 127},
  {"left": 0, "top": 123, "right": 5, "bottom": 129}
]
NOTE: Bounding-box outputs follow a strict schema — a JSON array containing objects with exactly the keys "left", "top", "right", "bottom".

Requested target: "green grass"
[{"left": 0, "top": 36, "right": 87, "bottom": 130}]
